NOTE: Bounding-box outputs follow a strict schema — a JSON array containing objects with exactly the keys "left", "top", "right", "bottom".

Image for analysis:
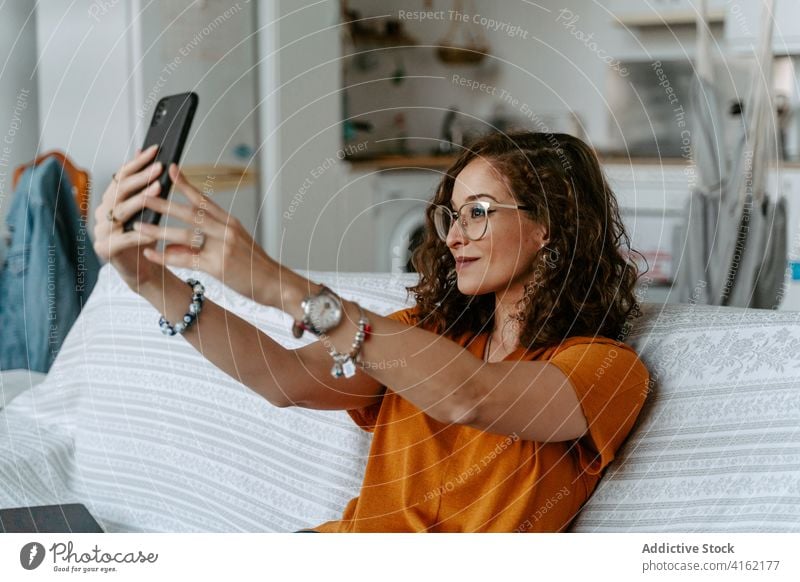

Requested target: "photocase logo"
[{"left": 20, "top": 542, "right": 46, "bottom": 570}]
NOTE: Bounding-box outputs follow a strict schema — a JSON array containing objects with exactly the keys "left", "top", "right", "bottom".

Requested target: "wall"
[
  {"left": 264, "top": 0, "right": 380, "bottom": 272},
  {"left": 14, "top": 0, "right": 360, "bottom": 275},
  {"left": 33, "top": 1, "right": 260, "bottom": 242},
  {"left": 35, "top": 0, "right": 136, "bottom": 236},
  {"left": 0, "top": 3, "right": 40, "bottom": 229},
  {"left": 135, "top": 0, "right": 260, "bottom": 237}
]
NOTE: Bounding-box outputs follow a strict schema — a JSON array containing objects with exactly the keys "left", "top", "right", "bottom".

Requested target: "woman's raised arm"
[
  {"left": 134, "top": 268, "right": 385, "bottom": 410},
  {"left": 125, "top": 163, "right": 594, "bottom": 442},
  {"left": 93, "top": 154, "right": 383, "bottom": 410}
]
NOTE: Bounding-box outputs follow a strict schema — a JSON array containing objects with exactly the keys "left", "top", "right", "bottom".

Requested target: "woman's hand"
[
  {"left": 92, "top": 145, "right": 163, "bottom": 290},
  {"left": 131, "top": 163, "right": 285, "bottom": 305}
]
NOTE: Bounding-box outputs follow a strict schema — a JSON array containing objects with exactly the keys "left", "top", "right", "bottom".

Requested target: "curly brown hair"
[{"left": 405, "top": 130, "right": 646, "bottom": 350}]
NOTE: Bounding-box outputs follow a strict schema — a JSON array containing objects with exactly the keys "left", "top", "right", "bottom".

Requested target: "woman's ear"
[
  {"left": 528, "top": 221, "right": 550, "bottom": 248},
  {"left": 540, "top": 225, "right": 550, "bottom": 245}
]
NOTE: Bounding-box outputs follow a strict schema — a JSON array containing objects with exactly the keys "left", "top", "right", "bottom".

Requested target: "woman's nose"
[{"left": 446, "top": 218, "right": 467, "bottom": 248}]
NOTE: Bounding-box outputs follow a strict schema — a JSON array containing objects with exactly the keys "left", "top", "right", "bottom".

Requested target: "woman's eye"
[{"left": 470, "top": 207, "right": 486, "bottom": 218}]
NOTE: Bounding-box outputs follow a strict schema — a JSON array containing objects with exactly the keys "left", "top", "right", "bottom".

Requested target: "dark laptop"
[{"left": 0, "top": 503, "right": 104, "bottom": 533}]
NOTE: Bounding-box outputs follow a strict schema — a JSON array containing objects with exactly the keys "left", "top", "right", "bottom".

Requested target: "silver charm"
[{"left": 342, "top": 357, "right": 356, "bottom": 378}]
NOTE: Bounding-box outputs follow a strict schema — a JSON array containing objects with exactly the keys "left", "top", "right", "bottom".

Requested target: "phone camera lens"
[{"left": 151, "top": 103, "right": 168, "bottom": 127}]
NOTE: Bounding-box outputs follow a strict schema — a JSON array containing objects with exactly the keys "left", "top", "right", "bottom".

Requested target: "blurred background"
[{"left": 1, "top": 0, "right": 799, "bottom": 306}]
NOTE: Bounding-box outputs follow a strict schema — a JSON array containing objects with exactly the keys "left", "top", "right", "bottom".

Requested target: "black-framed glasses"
[{"left": 432, "top": 200, "right": 534, "bottom": 242}]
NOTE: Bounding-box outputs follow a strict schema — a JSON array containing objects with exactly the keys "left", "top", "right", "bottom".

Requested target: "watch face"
[{"left": 307, "top": 292, "right": 342, "bottom": 332}]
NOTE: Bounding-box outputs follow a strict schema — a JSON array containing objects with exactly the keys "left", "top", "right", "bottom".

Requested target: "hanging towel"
[
  {"left": 750, "top": 194, "right": 788, "bottom": 308},
  {"left": 675, "top": 0, "right": 783, "bottom": 307}
]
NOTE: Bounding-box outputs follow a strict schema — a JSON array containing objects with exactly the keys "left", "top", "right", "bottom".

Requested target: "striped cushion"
[
  {"left": 569, "top": 303, "right": 800, "bottom": 532},
  {"left": 0, "top": 265, "right": 417, "bottom": 532}
]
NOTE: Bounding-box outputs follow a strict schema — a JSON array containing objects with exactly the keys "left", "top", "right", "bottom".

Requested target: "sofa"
[{"left": 1, "top": 264, "right": 799, "bottom": 532}]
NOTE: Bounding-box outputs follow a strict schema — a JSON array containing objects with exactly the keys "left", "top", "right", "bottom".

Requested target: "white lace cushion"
[
  {"left": 0, "top": 265, "right": 418, "bottom": 532},
  {"left": 570, "top": 303, "right": 800, "bottom": 532}
]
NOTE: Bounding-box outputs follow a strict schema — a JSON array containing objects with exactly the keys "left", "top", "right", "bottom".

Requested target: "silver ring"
[{"left": 191, "top": 232, "right": 206, "bottom": 251}]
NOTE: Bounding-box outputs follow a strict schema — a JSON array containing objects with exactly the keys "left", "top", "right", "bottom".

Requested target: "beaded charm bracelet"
[
  {"left": 159, "top": 277, "right": 206, "bottom": 336},
  {"left": 328, "top": 303, "right": 371, "bottom": 379}
]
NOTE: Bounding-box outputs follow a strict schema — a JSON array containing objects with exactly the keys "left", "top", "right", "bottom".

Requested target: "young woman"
[{"left": 93, "top": 131, "right": 650, "bottom": 533}]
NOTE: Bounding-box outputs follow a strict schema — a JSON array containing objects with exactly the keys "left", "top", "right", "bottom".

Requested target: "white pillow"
[
  {"left": 570, "top": 303, "right": 800, "bottom": 532},
  {"left": 0, "top": 265, "right": 418, "bottom": 532}
]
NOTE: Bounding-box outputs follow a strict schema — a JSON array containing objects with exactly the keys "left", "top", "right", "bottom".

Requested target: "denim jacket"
[{"left": 0, "top": 157, "right": 100, "bottom": 372}]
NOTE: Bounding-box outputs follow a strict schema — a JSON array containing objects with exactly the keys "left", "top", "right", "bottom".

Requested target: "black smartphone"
[
  {"left": 123, "top": 91, "right": 198, "bottom": 232},
  {"left": 0, "top": 503, "right": 104, "bottom": 533}
]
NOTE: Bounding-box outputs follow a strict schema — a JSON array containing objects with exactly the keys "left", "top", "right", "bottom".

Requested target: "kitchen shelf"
[
  {"left": 345, "top": 154, "right": 457, "bottom": 170},
  {"left": 181, "top": 164, "right": 257, "bottom": 193},
  {"left": 613, "top": 8, "right": 725, "bottom": 27},
  {"left": 599, "top": 155, "right": 690, "bottom": 166},
  {"left": 349, "top": 29, "right": 418, "bottom": 48},
  {"left": 344, "top": 152, "right": 800, "bottom": 171},
  {"left": 345, "top": 153, "right": 693, "bottom": 170}
]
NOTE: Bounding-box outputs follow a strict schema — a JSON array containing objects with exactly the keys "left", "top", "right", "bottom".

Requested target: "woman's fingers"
[
  {"left": 143, "top": 244, "right": 198, "bottom": 269},
  {"left": 114, "top": 160, "right": 163, "bottom": 203},
  {"left": 95, "top": 179, "right": 159, "bottom": 240},
  {"left": 133, "top": 221, "right": 196, "bottom": 247},
  {"left": 100, "top": 147, "right": 160, "bottom": 218},
  {"left": 111, "top": 181, "right": 162, "bottom": 224},
  {"left": 168, "top": 164, "right": 230, "bottom": 223},
  {"left": 139, "top": 194, "right": 227, "bottom": 239},
  {"left": 116, "top": 144, "right": 159, "bottom": 182},
  {"left": 93, "top": 229, "right": 157, "bottom": 262}
]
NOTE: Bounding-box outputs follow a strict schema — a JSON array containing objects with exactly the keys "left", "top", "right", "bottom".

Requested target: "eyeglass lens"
[{"left": 434, "top": 203, "right": 488, "bottom": 241}]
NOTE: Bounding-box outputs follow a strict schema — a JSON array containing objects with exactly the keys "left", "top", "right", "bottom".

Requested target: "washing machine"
[{"left": 372, "top": 170, "right": 443, "bottom": 273}]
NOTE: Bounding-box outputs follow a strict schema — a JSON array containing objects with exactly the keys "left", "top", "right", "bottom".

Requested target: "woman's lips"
[{"left": 455, "top": 258, "right": 479, "bottom": 271}]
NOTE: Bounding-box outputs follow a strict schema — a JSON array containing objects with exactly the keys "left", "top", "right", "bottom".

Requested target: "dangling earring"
[
  {"left": 526, "top": 243, "right": 550, "bottom": 295},
  {"left": 542, "top": 242, "right": 559, "bottom": 270}
]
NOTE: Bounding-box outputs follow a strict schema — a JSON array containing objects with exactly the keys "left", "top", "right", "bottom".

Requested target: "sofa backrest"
[
  {"left": 569, "top": 302, "right": 800, "bottom": 532},
  {"left": 7, "top": 265, "right": 799, "bottom": 533}
]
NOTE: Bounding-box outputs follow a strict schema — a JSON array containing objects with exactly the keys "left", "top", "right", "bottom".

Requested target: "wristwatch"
[{"left": 292, "top": 284, "right": 343, "bottom": 338}]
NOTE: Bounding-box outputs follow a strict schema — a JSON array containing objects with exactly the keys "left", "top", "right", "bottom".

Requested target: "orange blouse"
[{"left": 312, "top": 306, "right": 650, "bottom": 532}]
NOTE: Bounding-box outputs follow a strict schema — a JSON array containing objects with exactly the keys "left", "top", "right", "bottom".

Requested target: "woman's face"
[{"left": 445, "top": 158, "right": 549, "bottom": 299}]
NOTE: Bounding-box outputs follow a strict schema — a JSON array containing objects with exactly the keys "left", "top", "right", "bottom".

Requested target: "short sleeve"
[
  {"left": 346, "top": 388, "right": 386, "bottom": 433},
  {"left": 547, "top": 339, "right": 650, "bottom": 476},
  {"left": 345, "top": 306, "right": 418, "bottom": 432}
]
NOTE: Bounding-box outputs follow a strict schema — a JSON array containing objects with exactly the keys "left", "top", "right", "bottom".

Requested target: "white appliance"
[
  {"left": 604, "top": 163, "right": 691, "bottom": 303},
  {"left": 372, "top": 171, "right": 441, "bottom": 273}
]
